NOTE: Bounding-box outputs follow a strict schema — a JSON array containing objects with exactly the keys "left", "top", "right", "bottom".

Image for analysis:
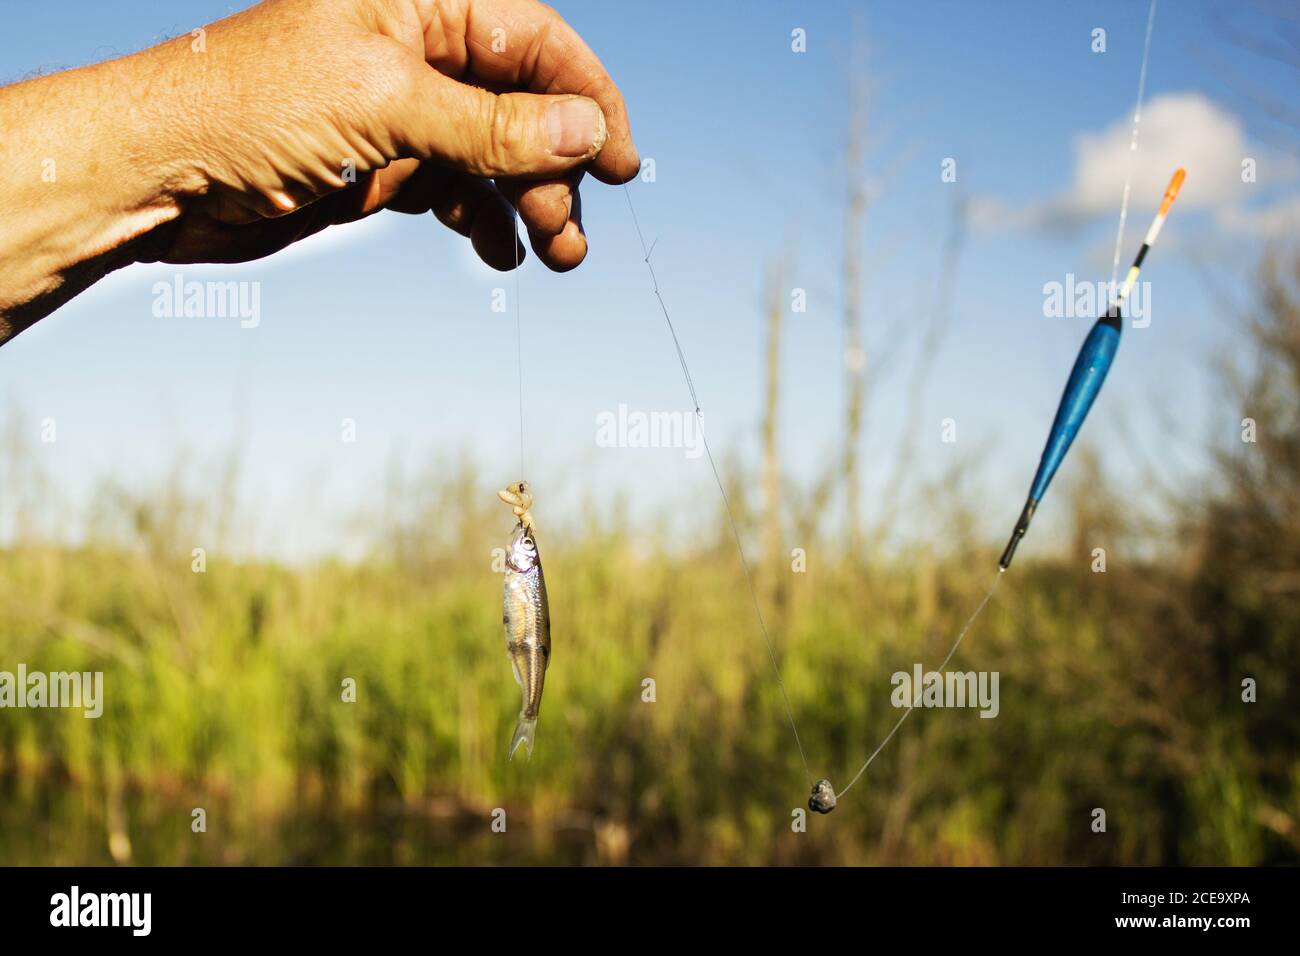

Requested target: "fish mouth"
[
  {"left": 507, "top": 528, "right": 539, "bottom": 571},
  {"left": 506, "top": 551, "right": 535, "bottom": 573}
]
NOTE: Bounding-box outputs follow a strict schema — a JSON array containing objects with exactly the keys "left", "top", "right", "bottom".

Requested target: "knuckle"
[{"left": 482, "top": 95, "right": 527, "bottom": 175}]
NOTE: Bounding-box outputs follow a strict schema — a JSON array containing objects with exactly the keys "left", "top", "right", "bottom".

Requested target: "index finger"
[{"left": 424, "top": 0, "right": 640, "bottom": 185}]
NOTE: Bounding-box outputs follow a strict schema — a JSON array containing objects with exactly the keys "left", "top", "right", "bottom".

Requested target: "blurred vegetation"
[{"left": 1, "top": 257, "right": 1298, "bottom": 866}]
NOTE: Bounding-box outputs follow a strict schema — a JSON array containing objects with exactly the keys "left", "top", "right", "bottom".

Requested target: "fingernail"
[{"left": 548, "top": 98, "right": 606, "bottom": 158}]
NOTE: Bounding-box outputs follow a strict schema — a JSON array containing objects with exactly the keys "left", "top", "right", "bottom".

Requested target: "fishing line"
[
  {"left": 622, "top": 184, "right": 1000, "bottom": 808},
  {"left": 513, "top": 208, "right": 525, "bottom": 477},
  {"left": 1108, "top": 0, "right": 1158, "bottom": 300},
  {"left": 836, "top": 571, "right": 1002, "bottom": 799},
  {"left": 622, "top": 186, "right": 700, "bottom": 414},
  {"left": 840, "top": 0, "right": 1165, "bottom": 805},
  {"left": 620, "top": 0, "right": 1163, "bottom": 803},
  {"left": 622, "top": 182, "right": 814, "bottom": 791}
]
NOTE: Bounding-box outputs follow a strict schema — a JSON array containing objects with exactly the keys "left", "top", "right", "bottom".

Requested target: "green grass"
[{"left": 0, "top": 499, "right": 1293, "bottom": 864}]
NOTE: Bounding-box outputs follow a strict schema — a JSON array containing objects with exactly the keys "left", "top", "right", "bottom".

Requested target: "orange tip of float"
[{"left": 1158, "top": 168, "right": 1186, "bottom": 215}]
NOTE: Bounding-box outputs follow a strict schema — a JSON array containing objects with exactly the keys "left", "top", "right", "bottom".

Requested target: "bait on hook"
[{"left": 498, "top": 479, "right": 535, "bottom": 534}]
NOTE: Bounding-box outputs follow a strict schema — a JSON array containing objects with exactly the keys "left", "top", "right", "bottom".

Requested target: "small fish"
[{"left": 501, "top": 500, "right": 550, "bottom": 760}]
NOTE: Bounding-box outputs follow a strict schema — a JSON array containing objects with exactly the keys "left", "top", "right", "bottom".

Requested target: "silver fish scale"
[{"left": 504, "top": 561, "right": 550, "bottom": 719}]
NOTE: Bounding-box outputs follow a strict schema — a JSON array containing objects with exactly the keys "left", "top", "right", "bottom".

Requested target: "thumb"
[{"left": 401, "top": 71, "right": 608, "bottom": 179}]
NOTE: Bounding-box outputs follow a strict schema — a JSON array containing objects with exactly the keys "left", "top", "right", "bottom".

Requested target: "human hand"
[
  {"left": 0, "top": 0, "right": 639, "bottom": 340},
  {"left": 146, "top": 0, "right": 640, "bottom": 271}
]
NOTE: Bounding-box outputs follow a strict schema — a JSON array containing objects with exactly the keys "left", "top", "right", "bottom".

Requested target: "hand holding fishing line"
[{"left": 0, "top": 0, "right": 640, "bottom": 343}]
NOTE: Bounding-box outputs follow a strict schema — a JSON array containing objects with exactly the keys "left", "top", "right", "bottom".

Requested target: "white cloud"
[
  {"left": 975, "top": 92, "right": 1298, "bottom": 240},
  {"left": 1072, "top": 93, "right": 1248, "bottom": 215}
]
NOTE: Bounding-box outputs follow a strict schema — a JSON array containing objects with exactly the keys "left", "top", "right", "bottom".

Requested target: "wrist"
[
  {"left": 92, "top": 38, "right": 212, "bottom": 250},
  {"left": 0, "top": 37, "right": 208, "bottom": 335}
]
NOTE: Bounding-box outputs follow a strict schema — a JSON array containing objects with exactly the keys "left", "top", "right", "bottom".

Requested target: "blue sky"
[{"left": 1, "top": 0, "right": 1296, "bottom": 557}]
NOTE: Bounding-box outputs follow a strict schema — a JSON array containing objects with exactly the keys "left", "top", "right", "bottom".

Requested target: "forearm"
[{"left": 0, "top": 37, "right": 207, "bottom": 342}]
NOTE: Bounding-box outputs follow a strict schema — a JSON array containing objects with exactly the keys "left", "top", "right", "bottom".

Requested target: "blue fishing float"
[{"left": 999, "top": 168, "right": 1185, "bottom": 570}]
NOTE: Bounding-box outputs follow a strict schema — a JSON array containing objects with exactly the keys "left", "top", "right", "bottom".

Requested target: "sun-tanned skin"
[{"left": 0, "top": 0, "right": 639, "bottom": 345}]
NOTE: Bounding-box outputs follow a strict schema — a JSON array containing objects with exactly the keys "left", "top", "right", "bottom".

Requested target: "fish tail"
[{"left": 509, "top": 715, "right": 538, "bottom": 761}]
